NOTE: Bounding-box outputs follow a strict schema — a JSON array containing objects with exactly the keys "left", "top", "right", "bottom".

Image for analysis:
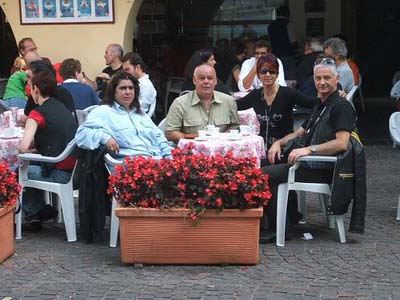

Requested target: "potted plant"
[
  {"left": 0, "top": 161, "right": 21, "bottom": 264},
  {"left": 108, "top": 144, "right": 271, "bottom": 265}
]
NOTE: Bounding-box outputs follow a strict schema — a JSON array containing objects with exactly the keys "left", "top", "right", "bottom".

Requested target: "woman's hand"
[
  {"left": 267, "top": 141, "right": 282, "bottom": 165},
  {"left": 106, "top": 138, "right": 120, "bottom": 153}
]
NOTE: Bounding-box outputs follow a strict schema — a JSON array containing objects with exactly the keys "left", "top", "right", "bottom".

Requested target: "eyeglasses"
[
  {"left": 259, "top": 68, "right": 277, "bottom": 75},
  {"left": 255, "top": 51, "right": 267, "bottom": 55},
  {"left": 314, "top": 57, "right": 335, "bottom": 66}
]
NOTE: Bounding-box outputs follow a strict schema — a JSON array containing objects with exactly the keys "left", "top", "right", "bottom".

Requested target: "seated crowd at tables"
[{"left": 1, "top": 27, "right": 364, "bottom": 243}]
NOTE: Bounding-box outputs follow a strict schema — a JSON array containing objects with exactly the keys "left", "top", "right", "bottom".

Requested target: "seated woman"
[
  {"left": 236, "top": 54, "right": 317, "bottom": 154},
  {"left": 181, "top": 48, "right": 229, "bottom": 95},
  {"left": 75, "top": 71, "right": 172, "bottom": 161},
  {"left": 19, "top": 71, "right": 78, "bottom": 230}
]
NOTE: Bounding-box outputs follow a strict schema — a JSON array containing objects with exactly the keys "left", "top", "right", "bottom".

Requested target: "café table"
[
  {"left": 177, "top": 132, "right": 266, "bottom": 167},
  {"left": 0, "top": 136, "right": 22, "bottom": 170}
]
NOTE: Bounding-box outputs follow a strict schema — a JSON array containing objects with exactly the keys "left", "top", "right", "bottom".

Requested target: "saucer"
[{"left": 227, "top": 135, "right": 241, "bottom": 141}]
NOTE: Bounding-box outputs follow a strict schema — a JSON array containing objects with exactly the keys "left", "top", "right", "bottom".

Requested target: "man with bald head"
[
  {"left": 165, "top": 64, "right": 240, "bottom": 142},
  {"left": 84, "top": 43, "right": 123, "bottom": 98}
]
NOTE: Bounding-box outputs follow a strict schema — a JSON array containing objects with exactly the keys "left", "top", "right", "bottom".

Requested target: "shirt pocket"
[
  {"left": 110, "top": 126, "right": 131, "bottom": 147},
  {"left": 214, "top": 116, "right": 230, "bottom": 127},
  {"left": 183, "top": 118, "right": 203, "bottom": 133}
]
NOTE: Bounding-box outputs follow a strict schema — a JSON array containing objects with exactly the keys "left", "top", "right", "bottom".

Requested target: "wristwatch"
[{"left": 310, "top": 145, "right": 318, "bottom": 154}]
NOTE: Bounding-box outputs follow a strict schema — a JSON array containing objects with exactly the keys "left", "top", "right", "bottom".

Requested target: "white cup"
[
  {"left": 198, "top": 130, "right": 207, "bottom": 139},
  {"left": 206, "top": 124, "right": 216, "bottom": 133},
  {"left": 210, "top": 127, "right": 220, "bottom": 138},
  {"left": 229, "top": 129, "right": 240, "bottom": 139},
  {"left": 239, "top": 125, "right": 251, "bottom": 135}
]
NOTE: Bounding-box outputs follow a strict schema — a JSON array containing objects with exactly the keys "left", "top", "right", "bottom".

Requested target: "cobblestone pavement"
[{"left": 1, "top": 97, "right": 400, "bottom": 300}]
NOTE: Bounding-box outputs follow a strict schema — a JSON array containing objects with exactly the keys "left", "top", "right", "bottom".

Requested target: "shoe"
[
  {"left": 26, "top": 213, "right": 43, "bottom": 231},
  {"left": 38, "top": 205, "right": 58, "bottom": 221},
  {"left": 259, "top": 230, "right": 276, "bottom": 244}
]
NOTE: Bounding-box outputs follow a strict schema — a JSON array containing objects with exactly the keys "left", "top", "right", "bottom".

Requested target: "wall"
[
  {"left": 0, "top": 0, "right": 142, "bottom": 79},
  {"left": 289, "top": 0, "right": 341, "bottom": 44}
]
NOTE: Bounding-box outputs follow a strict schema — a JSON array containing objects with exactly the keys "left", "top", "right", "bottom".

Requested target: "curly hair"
[
  {"left": 60, "top": 58, "right": 82, "bottom": 80},
  {"left": 103, "top": 71, "right": 142, "bottom": 114}
]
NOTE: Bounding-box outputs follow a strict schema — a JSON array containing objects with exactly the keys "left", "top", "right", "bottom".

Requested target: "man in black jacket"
[{"left": 261, "top": 56, "right": 357, "bottom": 243}]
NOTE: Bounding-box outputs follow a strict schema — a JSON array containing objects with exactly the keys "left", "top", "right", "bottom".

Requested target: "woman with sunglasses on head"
[
  {"left": 181, "top": 48, "right": 229, "bottom": 95},
  {"left": 236, "top": 53, "right": 317, "bottom": 163}
]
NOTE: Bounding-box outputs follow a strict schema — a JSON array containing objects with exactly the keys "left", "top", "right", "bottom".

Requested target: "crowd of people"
[{"left": 2, "top": 6, "right": 365, "bottom": 242}]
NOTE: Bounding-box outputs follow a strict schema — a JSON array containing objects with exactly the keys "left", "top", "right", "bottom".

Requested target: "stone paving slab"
[{"left": 1, "top": 144, "right": 400, "bottom": 300}]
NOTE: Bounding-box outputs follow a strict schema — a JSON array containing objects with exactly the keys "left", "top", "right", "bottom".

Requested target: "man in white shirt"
[
  {"left": 238, "top": 39, "right": 286, "bottom": 91},
  {"left": 323, "top": 37, "right": 355, "bottom": 93},
  {"left": 122, "top": 52, "right": 157, "bottom": 115}
]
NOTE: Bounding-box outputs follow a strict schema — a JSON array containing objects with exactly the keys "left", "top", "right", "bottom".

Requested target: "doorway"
[{"left": 0, "top": 6, "right": 18, "bottom": 78}]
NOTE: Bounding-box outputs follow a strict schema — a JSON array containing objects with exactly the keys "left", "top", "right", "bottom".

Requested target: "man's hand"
[
  {"left": 96, "top": 72, "right": 111, "bottom": 80},
  {"left": 338, "top": 89, "right": 347, "bottom": 98},
  {"left": 287, "top": 147, "right": 311, "bottom": 164},
  {"left": 106, "top": 138, "right": 120, "bottom": 153},
  {"left": 267, "top": 141, "right": 282, "bottom": 165}
]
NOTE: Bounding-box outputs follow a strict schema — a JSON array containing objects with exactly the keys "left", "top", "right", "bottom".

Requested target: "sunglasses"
[
  {"left": 314, "top": 57, "right": 335, "bottom": 66},
  {"left": 259, "top": 68, "right": 277, "bottom": 75},
  {"left": 255, "top": 51, "right": 267, "bottom": 55}
]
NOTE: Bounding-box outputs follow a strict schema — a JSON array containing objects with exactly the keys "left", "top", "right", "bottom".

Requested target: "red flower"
[
  {"left": 108, "top": 144, "right": 271, "bottom": 221},
  {"left": 0, "top": 161, "right": 21, "bottom": 208}
]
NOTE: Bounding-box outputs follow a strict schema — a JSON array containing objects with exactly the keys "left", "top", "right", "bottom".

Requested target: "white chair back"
[
  {"left": 158, "top": 118, "right": 167, "bottom": 132},
  {"left": 389, "top": 112, "right": 400, "bottom": 148}
]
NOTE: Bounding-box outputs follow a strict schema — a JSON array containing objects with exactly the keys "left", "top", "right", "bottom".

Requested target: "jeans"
[
  {"left": 4, "top": 97, "right": 27, "bottom": 109},
  {"left": 22, "top": 165, "right": 72, "bottom": 217},
  {"left": 262, "top": 163, "right": 334, "bottom": 230}
]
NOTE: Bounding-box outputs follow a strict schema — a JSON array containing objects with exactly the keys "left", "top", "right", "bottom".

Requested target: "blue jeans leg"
[
  {"left": 22, "top": 166, "right": 72, "bottom": 217},
  {"left": 4, "top": 97, "right": 27, "bottom": 109}
]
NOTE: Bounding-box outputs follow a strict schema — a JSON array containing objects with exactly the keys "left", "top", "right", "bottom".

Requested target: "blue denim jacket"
[{"left": 75, "top": 103, "right": 172, "bottom": 159}]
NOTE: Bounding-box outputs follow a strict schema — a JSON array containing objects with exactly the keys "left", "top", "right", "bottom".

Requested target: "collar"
[
  {"left": 113, "top": 102, "right": 136, "bottom": 113},
  {"left": 63, "top": 78, "right": 79, "bottom": 83},
  {"left": 321, "top": 90, "right": 339, "bottom": 106},
  {"left": 190, "top": 91, "right": 222, "bottom": 106}
]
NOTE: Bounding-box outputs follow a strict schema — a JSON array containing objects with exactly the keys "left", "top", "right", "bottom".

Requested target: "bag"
[{"left": 280, "top": 136, "right": 306, "bottom": 163}]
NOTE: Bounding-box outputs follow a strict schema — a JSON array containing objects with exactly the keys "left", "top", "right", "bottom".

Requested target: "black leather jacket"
[{"left": 327, "top": 132, "right": 367, "bottom": 233}]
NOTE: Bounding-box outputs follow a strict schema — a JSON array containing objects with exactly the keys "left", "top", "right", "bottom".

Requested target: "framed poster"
[{"left": 20, "top": 0, "right": 114, "bottom": 24}]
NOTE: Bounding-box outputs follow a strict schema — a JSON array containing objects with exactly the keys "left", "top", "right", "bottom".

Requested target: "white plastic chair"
[
  {"left": 83, "top": 105, "right": 99, "bottom": 113},
  {"left": 346, "top": 85, "right": 358, "bottom": 104},
  {"left": 389, "top": 112, "right": 400, "bottom": 148},
  {"left": 104, "top": 153, "right": 124, "bottom": 247},
  {"left": 16, "top": 139, "right": 78, "bottom": 242},
  {"left": 276, "top": 155, "right": 346, "bottom": 247},
  {"left": 158, "top": 118, "right": 167, "bottom": 132},
  {"left": 75, "top": 110, "right": 88, "bottom": 125}
]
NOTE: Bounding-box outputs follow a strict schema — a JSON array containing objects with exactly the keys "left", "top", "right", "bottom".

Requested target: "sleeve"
[
  {"left": 165, "top": 98, "right": 184, "bottom": 132},
  {"left": 139, "top": 82, "right": 157, "bottom": 113},
  {"left": 237, "top": 59, "right": 253, "bottom": 92},
  {"left": 75, "top": 107, "right": 112, "bottom": 150},
  {"left": 292, "top": 89, "right": 318, "bottom": 109},
  {"left": 277, "top": 58, "right": 287, "bottom": 87},
  {"left": 28, "top": 110, "right": 46, "bottom": 128},
  {"left": 330, "top": 101, "right": 356, "bottom": 133},
  {"left": 235, "top": 89, "right": 256, "bottom": 111}
]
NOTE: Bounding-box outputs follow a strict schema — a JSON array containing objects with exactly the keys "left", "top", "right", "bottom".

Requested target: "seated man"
[
  {"left": 261, "top": 57, "right": 357, "bottom": 242},
  {"left": 238, "top": 39, "right": 286, "bottom": 91},
  {"left": 165, "top": 64, "right": 240, "bottom": 143},
  {"left": 60, "top": 58, "right": 100, "bottom": 110},
  {"left": 323, "top": 37, "right": 355, "bottom": 93},
  {"left": 121, "top": 52, "right": 157, "bottom": 115}
]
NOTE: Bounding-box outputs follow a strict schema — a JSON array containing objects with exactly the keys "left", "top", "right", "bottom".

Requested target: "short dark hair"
[
  {"left": 121, "top": 52, "right": 147, "bottom": 71},
  {"left": 60, "top": 58, "right": 82, "bottom": 80},
  {"left": 18, "top": 37, "right": 34, "bottom": 54},
  {"left": 103, "top": 71, "right": 142, "bottom": 113},
  {"left": 254, "top": 39, "right": 270, "bottom": 50},
  {"left": 29, "top": 60, "right": 56, "bottom": 78},
  {"left": 256, "top": 54, "right": 279, "bottom": 75},
  {"left": 31, "top": 71, "right": 57, "bottom": 98}
]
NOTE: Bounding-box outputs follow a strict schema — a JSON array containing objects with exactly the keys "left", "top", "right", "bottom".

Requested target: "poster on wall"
[
  {"left": 20, "top": 0, "right": 114, "bottom": 24},
  {"left": 306, "top": 18, "right": 324, "bottom": 37}
]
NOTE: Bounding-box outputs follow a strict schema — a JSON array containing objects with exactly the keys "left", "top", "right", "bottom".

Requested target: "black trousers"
[{"left": 262, "top": 163, "right": 334, "bottom": 230}]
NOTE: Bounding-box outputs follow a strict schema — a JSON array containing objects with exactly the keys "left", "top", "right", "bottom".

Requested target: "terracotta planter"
[
  {"left": 115, "top": 207, "right": 263, "bottom": 265},
  {"left": 0, "top": 203, "right": 16, "bottom": 264}
]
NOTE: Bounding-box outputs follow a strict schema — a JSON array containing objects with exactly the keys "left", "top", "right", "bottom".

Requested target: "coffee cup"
[
  {"left": 229, "top": 129, "right": 240, "bottom": 139},
  {"left": 206, "top": 124, "right": 216, "bottom": 133},
  {"left": 198, "top": 130, "right": 207, "bottom": 139},
  {"left": 240, "top": 125, "right": 251, "bottom": 135},
  {"left": 210, "top": 127, "right": 220, "bottom": 138}
]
